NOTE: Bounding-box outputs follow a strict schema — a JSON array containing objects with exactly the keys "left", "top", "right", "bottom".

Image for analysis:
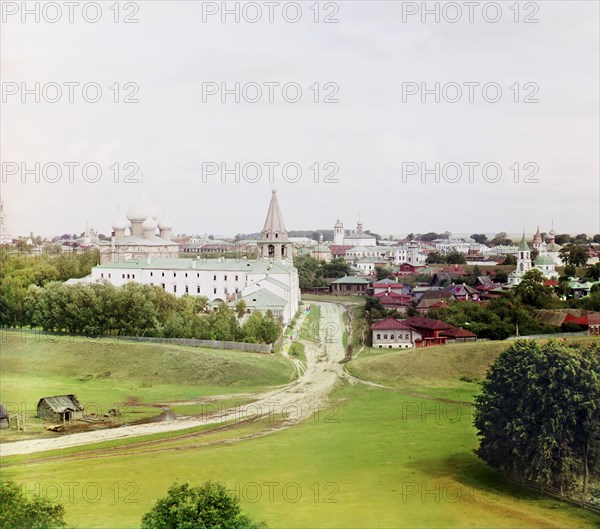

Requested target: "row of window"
[
  {"left": 100, "top": 272, "right": 241, "bottom": 282},
  {"left": 376, "top": 333, "right": 412, "bottom": 341},
  {"left": 148, "top": 283, "right": 236, "bottom": 296}
]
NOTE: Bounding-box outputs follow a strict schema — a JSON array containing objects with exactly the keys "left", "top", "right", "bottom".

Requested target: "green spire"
[{"left": 518, "top": 231, "right": 530, "bottom": 251}]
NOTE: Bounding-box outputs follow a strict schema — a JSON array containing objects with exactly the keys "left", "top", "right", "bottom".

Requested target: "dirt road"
[{"left": 0, "top": 302, "right": 346, "bottom": 457}]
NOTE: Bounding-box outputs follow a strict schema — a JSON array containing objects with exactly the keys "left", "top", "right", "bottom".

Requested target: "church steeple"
[
  {"left": 516, "top": 231, "right": 532, "bottom": 274},
  {"left": 259, "top": 190, "right": 291, "bottom": 261}
]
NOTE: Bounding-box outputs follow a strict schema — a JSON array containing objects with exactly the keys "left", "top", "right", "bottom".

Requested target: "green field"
[
  {"left": 3, "top": 384, "right": 598, "bottom": 529},
  {"left": 0, "top": 331, "right": 295, "bottom": 440},
  {"left": 1, "top": 329, "right": 599, "bottom": 528},
  {"left": 348, "top": 337, "right": 600, "bottom": 402}
]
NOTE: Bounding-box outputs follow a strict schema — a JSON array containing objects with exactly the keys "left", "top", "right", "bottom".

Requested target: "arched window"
[{"left": 268, "top": 244, "right": 275, "bottom": 258}]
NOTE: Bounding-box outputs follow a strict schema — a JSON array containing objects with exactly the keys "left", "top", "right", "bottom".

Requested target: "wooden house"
[
  {"left": 37, "top": 395, "right": 84, "bottom": 422},
  {"left": 0, "top": 405, "right": 9, "bottom": 429}
]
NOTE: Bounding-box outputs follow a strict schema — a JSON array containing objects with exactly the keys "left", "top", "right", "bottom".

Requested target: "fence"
[
  {"left": 504, "top": 471, "right": 600, "bottom": 513},
  {"left": 506, "top": 331, "right": 590, "bottom": 340},
  {"left": 1, "top": 328, "right": 272, "bottom": 354}
]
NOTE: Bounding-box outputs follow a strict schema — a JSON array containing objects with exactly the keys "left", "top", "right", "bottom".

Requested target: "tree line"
[
  {"left": 3, "top": 282, "right": 281, "bottom": 344},
  {"left": 0, "top": 251, "right": 281, "bottom": 344}
]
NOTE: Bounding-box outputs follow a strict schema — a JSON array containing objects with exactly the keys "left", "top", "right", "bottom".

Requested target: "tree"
[
  {"left": 321, "top": 257, "right": 351, "bottom": 279},
  {"left": 493, "top": 269, "right": 508, "bottom": 283},
  {"left": 294, "top": 256, "right": 325, "bottom": 290},
  {"left": 474, "top": 341, "right": 600, "bottom": 495},
  {"left": 426, "top": 252, "right": 446, "bottom": 264},
  {"left": 554, "top": 233, "right": 572, "bottom": 245},
  {"left": 375, "top": 266, "right": 394, "bottom": 280},
  {"left": 491, "top": 232, "right": 512, "bottom": 246},
  {"left": 502, "top": 254, "right": 517, "bottom": 266},
  {"left": 513, "top": 269, "right": 555, "bottom": 308},
  {"left": 585, "top": 262, "right": 600, "bottom": 281},
  {"left": 234, "top": 300, "right": 247, "bottom": 319},
  {"left": 140, "top": 481, "right": 265, "bottom": 529},
  {"left": 471, "top": 234, "right": 488, "bottom": 245},
  {"left": 0, "top": 480, "right": 67, "bottom": 529},
  {"left": 593, "top": 234, "right": 600, "bottom": 244},
  {"left": 418, "top": 232, "right": 443, "bottom": 242},
  {"left": 559, "top": 244, "right": 589, "bottom": 267},
  {"left": 446, "top": 250, "right": 466, "bottom": 264},
  {"left": 574, "top": 233, "right": 590, "bottom": 244},
  {"left": 562, "top": 264, "right": 577, "bottom": 278}
]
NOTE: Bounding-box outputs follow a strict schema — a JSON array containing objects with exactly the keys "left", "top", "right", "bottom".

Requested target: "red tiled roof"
[
  {"left": 371, "top": 317, "right": 415, "bottom": 330},
  {"left": 441, "top": 326, "right": 477, "bottom": 338},
  {"left": 375, "top": 292, "right": 412, "bottom": 306},
  {"left": 372, "top": 281, "right": 404, "bottom": 289},
  {"left": 564, "top": 313, "right": 600, "bottom": 325},
  {"left": 402, "top": 316, "right": 453, "bottom": 330},
  {"left": 543, "top": 280, "right": 559, "bottom": 287}
]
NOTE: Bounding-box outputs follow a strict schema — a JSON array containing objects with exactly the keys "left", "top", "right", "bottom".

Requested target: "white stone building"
[
  {"left": 0, "top": 198, "right": 13, "bottom": 245},
  {"left": 332, "top": 216, "right": 378, "bottom": 246},
  {"left": 99, "top": 194, "right": 180, "bottom": 264},
  {"left": 392, "top": 240, "right": 427, "bottom": 265},
  {"left": 77, "top": 191, "right": 300, "bottom": 323}
]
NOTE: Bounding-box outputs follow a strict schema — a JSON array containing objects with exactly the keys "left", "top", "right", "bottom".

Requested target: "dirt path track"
[{"left": 0, "top": 302, "right": 345, "bottom": 457}]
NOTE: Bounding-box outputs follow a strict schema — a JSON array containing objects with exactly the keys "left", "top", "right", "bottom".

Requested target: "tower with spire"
[
  {"left": 259, "top": 190, "right": 292, "bottom": 261},
  {"left": 333, "top": 218, "right": 344, "bottom": 245},
  {"left": 532, "top": 225, "right": 545, "bottom": 253},
  {"left": 509, "top": 231, "right": 533, "bottom": 285}
]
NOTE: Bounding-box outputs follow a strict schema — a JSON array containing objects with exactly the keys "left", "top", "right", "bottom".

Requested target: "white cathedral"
[
  {"left": 333, "top": 217, "right": 377, "bottom": 246},
  {"left": 74, "top": 191, "right": 300, "bottom": 323}
]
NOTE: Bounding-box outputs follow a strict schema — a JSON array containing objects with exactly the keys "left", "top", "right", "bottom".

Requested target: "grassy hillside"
[
  {"left": 347, "top": 337, "right": 600, "bottom": 402},
  {"left": 3, "top": 384, "right": 598, "bottom": 529},
  {"left": 0, "top": 331, "right": 295, "bottom": 438}
]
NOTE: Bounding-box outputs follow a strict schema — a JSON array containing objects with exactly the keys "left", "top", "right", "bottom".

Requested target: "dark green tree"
[
  {"left": 471, "top": 234, "right": 488, "bottom": 245},
  {"left": 0, "top": 480, "right": 67, "bottom": 529},
  {"left": 559, "top": 245, "right": 589, "bottom": 267},
  {"left": 140, "top": 481, "right": 265, "bottom": 529},
  {"left": 585, "top": 262, "right": 600, "bottom": 281},
  {"left": 426, "top": 252, "right": 446, "bottom": 264},
  {"left": 474, "top": 341, "right": 600, "bottom": 494},
  {"left": 513, "top": 269, "right": 556, "bottom": 308},
  {"left": 321, "top": 257, "right": 351, "bottom": 279},
  {"left": 446, "top": 250, "right": 466, "bottom": 265}
]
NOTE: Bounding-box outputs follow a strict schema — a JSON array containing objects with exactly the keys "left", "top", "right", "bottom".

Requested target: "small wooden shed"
[
  {"left": 37, "top": 395, "right": 84, "bottom": 422},
  {"left": 0, "top": 405, "right": 9, "bottom": 429}
]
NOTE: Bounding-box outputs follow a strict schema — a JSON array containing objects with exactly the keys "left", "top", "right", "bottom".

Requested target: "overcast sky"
[{"left": 1, "top": 0, "right": 599, "bottom": 238}]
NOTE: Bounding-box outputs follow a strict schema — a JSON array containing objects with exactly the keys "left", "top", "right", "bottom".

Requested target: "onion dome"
[
  {"left": 148, "top": 201, "right": 160, "bottom": 220},
  {"left": 112, "top": 208, "right": 128, "bottom": 230},
  {"left": 158, "top": 215, "right": 173, "bottom": 231},
  {"left": 142, "top": 216, "right": 158, "bottom": 231},
  {"left": 127, "top": 195, "right": 151, "bottom": 222}
]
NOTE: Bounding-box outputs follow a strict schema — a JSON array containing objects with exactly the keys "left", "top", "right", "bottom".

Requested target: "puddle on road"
[{"left": 130, "top": 407, "right": 178, "bottom": 425}]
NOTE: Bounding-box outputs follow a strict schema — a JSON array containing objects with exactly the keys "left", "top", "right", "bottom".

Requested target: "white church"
[
  {"left": 75, "top": 191, "right": 300, "bottom": 323},
  {"left": 333, "top": 217, "right": 377, "bottom": 246},
  {"left": 508, "top": 230, "right": 560, "bottom": 286}
]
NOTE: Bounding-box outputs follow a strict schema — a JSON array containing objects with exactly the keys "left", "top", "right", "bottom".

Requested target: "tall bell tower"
[
  {"left": 333, "top": 218, "right": 344, "bottom": 245},
  {"left": 259, "top": 190, "right": 292, "bottom": 261}
]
